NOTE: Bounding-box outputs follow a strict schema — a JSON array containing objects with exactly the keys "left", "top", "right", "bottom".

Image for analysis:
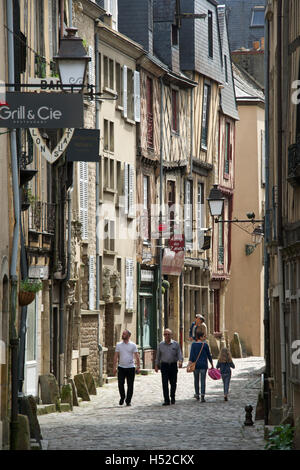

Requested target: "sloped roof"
[
  {"left": 232, "top": 62, "right": 265, "bottom": 103},
  {"left": 217, "top": 5, "right": 239, "bottom": 120}
]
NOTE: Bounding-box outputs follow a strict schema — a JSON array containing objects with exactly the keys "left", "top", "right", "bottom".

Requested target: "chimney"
[
  {"left": 253, "top": 41, "right": 260, "bottom": 50},
  {"left": 260, "top": 37, "right": 265, "bottom": 50}
]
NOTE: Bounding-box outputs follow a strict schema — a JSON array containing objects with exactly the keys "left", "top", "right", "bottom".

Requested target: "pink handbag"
[{"left": 208, "top": 367, "right": 221, "bottom": 380}]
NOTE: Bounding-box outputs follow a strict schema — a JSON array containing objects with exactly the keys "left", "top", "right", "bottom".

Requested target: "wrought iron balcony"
[
  {"left": 28, "top": 201, "right": 56, "bottom": 234},
  {"left": 287, "top": 135, "right": 300, "bottom": 187}
]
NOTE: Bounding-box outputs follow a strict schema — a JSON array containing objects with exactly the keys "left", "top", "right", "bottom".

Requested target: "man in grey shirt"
[{"left": 155, "top": 328, "right": 183, "bottom": 405}]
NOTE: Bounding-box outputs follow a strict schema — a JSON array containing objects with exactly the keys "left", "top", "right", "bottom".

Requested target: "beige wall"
[{"left": 225, "top": 103, "right": 265, "bottom": 356}]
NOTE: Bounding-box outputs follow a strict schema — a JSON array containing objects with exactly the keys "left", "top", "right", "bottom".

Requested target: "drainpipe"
[
  {"left": 158, "top": 77, "right": 164, "bottom": 344},
  {"left": 263, "top": 7, "right": 271, "bottom": 425},
  {"left": 95, "top": 30, "right": 103, "bottom": 385},
  {"left": 7, "top": 0, "right": 20, "bottom": 449},
  {"left": 276, "top": 0, "right": 286, "bottom": 403}
]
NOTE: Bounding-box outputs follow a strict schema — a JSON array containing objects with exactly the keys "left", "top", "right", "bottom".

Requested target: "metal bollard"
[{"left": 244, "top": 405, "right": 254, "bottom": 426}]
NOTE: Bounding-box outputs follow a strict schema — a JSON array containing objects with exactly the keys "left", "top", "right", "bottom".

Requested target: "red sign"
[{"left": 169, "top": 235, "right": 185, "bottom": 253}]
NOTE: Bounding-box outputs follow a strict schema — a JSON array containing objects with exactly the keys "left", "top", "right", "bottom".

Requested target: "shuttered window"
[
  {"left": 201, "top": 84, "right": 211, "bottom": 149},
  {"left": 89, "top": 255, "right": 95, "bottom": 310},
  {"left": 124, "top": 163, "right": 135, "bottom": 218},
  {"left": 88, "top": 45, "right": 95, "bottom": 87},
  {"left": 134, "top": 71, "right": 141, "bottom": 122},
  {"left": 123, "top": 65, "right": 128, "bottom": 118},
  {"left": 125, "top": 258, "right": 134, "bottom": 310},
  {"left": 197, "top": 183, "right": 205, "bottom": 250},
  {"left": 185, "top": 180, "right": 193, "bottom": 250},
  {"left": 79, "top": 161, "right": 88, "bottom": 240}
]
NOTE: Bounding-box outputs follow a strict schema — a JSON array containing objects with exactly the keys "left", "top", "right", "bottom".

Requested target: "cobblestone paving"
[{"left": 38, "top": 357, "right": 266, "bottom": 451}]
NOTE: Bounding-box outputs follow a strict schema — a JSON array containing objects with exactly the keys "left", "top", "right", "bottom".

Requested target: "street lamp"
[
  {"left": 53, "top": 27, "right": 91, "bottom": 91},
  {"left": 207, "top": 184, "right": 225, "bottom": 218}
]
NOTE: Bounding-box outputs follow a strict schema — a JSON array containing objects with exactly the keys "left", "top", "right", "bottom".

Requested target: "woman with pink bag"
[
  {"left": 187, "top": 331, "right": 214, "bottom": 402},
  {"left": 216, "top": 348, "right": 235, "bottom": 401}
]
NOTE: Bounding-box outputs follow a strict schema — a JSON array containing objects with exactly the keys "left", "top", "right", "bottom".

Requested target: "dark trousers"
[
  {"left": 160, "top": 362, "right": 178, "bottom": 403},
  {"left": 118, "top": 367, "right": 135, "bottom": 404}
]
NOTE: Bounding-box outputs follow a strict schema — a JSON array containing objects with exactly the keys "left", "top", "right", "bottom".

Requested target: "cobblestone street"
[{"left": 38, "top": 357, "right": 266, "bottom": 451}]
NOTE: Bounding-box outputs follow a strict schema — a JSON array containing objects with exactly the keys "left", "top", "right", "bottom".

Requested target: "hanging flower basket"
[
  {"left": 19, "top": 290, "right": 36, "bottom": 306},
  {"left": 18, "top": 278, "right": 43, "bottom": 306}
]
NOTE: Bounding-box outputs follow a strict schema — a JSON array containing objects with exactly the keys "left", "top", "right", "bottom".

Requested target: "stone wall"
[{"left": 80, "top": 314, "right": 100, "bottom": 382}]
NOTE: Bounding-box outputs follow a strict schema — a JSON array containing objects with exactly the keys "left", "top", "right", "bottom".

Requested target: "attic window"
[
  {"left": 172, "top": 24, "right": 179, "bottom": 46},
  {"left": 251, "top": 7, "right": 265, "bottom": 27}
]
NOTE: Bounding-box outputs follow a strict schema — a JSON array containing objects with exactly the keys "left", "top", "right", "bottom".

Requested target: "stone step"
[
  {"left": 139, "top": 369, "right": 154, "bottom": 375},
  {"left": 106, "top": 376, "right": 118, "bottom": 384},
  {"left": 36, "top": 404, "right": 56, "bottom": 416},
  {"left": 60, "top": 402, "right": 71, "bottom": 412}
]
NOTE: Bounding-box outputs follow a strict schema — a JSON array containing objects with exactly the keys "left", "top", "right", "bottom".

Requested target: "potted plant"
[{"left": 19, "top": 278, "right": 43, "bottom": 306}]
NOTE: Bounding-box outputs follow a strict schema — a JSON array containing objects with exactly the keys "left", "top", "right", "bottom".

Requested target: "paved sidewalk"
[{"left": 38, "top": 357, "right": 266, "bottom": 450}]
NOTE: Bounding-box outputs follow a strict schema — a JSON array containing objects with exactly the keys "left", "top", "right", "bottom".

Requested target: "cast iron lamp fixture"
[
  {"left": 53, "top": 27, "right": 90, "bottom": 92},
  {"left": 207, "top": 185, "right": 264, "bottom": 255}
]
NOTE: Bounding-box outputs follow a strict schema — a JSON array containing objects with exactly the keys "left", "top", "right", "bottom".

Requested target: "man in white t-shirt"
[{"left": 113, "top": 329, "right": 140, "bottom": 406}]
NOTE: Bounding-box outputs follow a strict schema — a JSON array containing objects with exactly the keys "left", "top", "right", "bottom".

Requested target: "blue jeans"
[
  {"left": 193, "top": 368, "right": 207, "bottom": 396},
  {"left": 222, "top": 372, "right": 231, "bottom": 395}
]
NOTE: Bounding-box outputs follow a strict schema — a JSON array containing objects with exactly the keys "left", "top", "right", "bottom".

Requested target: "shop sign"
[
  {"left": 29, "top": 127, "right": 74, "bottom": 164},
  {"left": 162, "top": 248, "right": 185, "bottom": 276},
  {"left": 67, "top": 129, "right": 100, "bottom": 162},
  {"left": 0, "top": 92, "right": 83, "bottom": 128}
]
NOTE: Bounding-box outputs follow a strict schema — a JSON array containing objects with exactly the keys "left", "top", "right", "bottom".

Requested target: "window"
[
  {"left": 197, "top": 183, "right": 204, "bottom": 250},
  {"left": 122, "top": 67, "right": 140, "bottom": 122},
  {"left": 103, "top": 56, "right": 114, "bottom": 90},
  {"left": 185, "top": 180, "right": 193, "bottom": 250},
  {"left": 79, "top": 161, "right": 88, "bottom": 239},
  {"left": 127, "top": 68, "right": 134, "bottom": 120},
  {"left": 104, "top": 0, "right": 118, "bottom": 30},
  {"left": 125, "top": 258, "right": 134, "bottom": 310},
  {"left": 218, "top": 213, "right": 224, "bottom": 266},
  {"left": 147, "top": 77, "right": 153, "bottom": 148},
  {"left": 224, "top": 122, "right": 231, "bottom": 175},
  {"left": 143, "top": 175, "right": 151, "bottom": 241},
  {"left": 104, "top": 156, "right": 115, "bottom": 191},
  {"left": 208, "top": 11, "right": 213, "bottom": 58},
  {"left": 167, "top": 180, "right": 176, "bottom": 236},
  {"left": 103, "top": 119, "right": 114, "bottom": 153},
  {"left": 172, "top": 89, "right": 179, "bottom": 133},
  {"left": 124, "top": 163, "right": 135, "bottom": 218},
  {"left": 172, "top": 24, "right": 178, "bottom": 46},
  {"left": 104, "top": 219, "right": 115, "bottom": 252},
  {"left": 201, "top": 84, "right": 211, "bottom": 149},
  {"left": 251, "top": 7, "right": 265, "bottom": 27},
  {"left": 116, "top": 63, "right": 123, "bottom": 107},
  {"left": 224, "top": 55, "right": 228, "bottom": 83}
]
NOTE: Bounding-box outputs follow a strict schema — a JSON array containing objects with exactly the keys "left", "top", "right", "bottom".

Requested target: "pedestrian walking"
[
  {"left": 216, "top": 347, "right": 235, "bottom": 401},
  {"left": 155, "top": 329, "right": 183, "bottom": 405},
  {"left": 188, "top": 331, "right": 213, "bottom": 402},
  {"left": 113, "top": 329, "right": 140, "bottom": 406},
  {"left": 189, "top": 314, "right": 207, "bottom": 341}
]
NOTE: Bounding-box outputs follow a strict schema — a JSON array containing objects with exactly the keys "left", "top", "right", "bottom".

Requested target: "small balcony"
[
  {"left": 287, "top": 136, "right": 300, "bottom": 187},
  {"left": 29, "top": 201, "right": 56, "bottom": 235}
]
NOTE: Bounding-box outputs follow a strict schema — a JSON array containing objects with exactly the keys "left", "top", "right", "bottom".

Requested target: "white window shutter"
[
  {"left": 124, "top": 163, "right": 129, "bottom": 215},
  {"left": 185, "top": 180, "right": 192, "bottom": 250},
  {"left": 79, "top": 162, "right": 88, "bottom": 240},
  {"left": 128, "top": 164, "right": 134, "bottom": 217},
  {"left": 125, "top": 258, "right": 134, "bottom": 310},
  {"left": 89, "top": 255, "right": 95, "bottom": 310},
  {"left": 123, "top": 65, "right": 128, "bottom": 118},
  {"left": 88, "top": 45, "right": 95, "bottom": 86},
  {"left": 134, "top": 71, "right": 140, "bottom": 122}
]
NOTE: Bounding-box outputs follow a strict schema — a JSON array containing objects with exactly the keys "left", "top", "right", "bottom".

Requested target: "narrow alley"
[{"left": 38, "top": 357, "right": 266, "bottom": 451}]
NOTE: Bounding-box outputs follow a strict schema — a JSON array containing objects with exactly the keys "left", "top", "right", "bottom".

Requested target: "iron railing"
[{"left": 28, "top": 201, "right": 56, "bottom": 234}]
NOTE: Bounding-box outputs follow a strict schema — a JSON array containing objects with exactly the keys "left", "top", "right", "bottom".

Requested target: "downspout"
[
  {"left": 277, "top": 0, "right": 286, "bottom": 402},
  {"left": 263, "top": 7, "right": 271, "bottom": 425},
  {"left": 7, "top": 0, "right": 20, "bottom": 449},
  {"left": 158, "top": 77, "right": 164, "bottom": 344},
  {"left": 95, "top": 30, "right": 103, "bottom": 386}
]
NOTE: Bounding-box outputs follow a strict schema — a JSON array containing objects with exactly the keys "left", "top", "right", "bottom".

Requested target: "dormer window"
[
  {"left": 251, "top": 7, "right": 265, "bottom": 27},
  {"left": 104, "top": 0, "right": 118, "bottom": 31},
  {"left": 172, "top": 24, "right": 178, "bottom": 46}
]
